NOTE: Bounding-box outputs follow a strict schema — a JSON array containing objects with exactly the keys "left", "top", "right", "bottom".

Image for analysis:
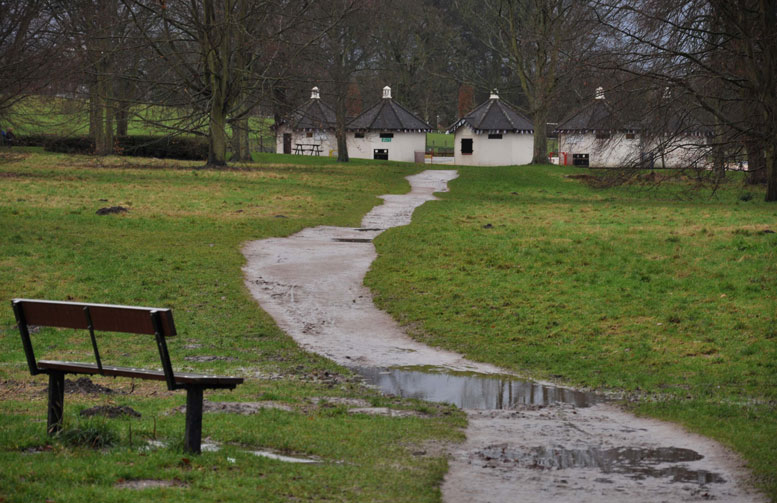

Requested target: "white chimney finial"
[
  {"left": 490, "top": 89, "right": 500, "bottom": 100},
  {"left": 311, "top": 86, "right": 320, "bottom": 100},
  {"left": 595, "top": 86, "right": 605, "bottom": 100},
  {"left": 383, "top": 86, "right": 392, "bottom": 99}
]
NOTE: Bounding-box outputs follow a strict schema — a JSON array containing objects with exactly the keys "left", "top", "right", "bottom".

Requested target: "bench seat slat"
[{"left": 37, "top": 360, "right": 243, "bottom": 389}]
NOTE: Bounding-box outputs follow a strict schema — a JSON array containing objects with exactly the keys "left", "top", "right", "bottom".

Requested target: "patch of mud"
[
  {"left": 478, "top": 445, "right": 726, "bottom": 484},
  {"left": 115, "top": 479, "right": 186, "bottom": 490},
  {"left": 331, "top": 237, "right": 372, "bottom": 243},
  {"left": 251, "top": 450, "right": 321, "bottom": 464},
  {"left": 23, "top": 444, "right": 54, "bottom": 455},
  {"left": 80, "top": 405, "right": 141, "bottom": 418},
  {"left": 347, "top": 407, "right": 427, "bottom": 418},
  {"left": 170, "top": 400, "right": 293, "bottom": 415},
  {"left": 308, "top": 397, "right": 371, "bottom": 408},
  {"left": 183, "top": 355, "right": 237, "bottom": 362},
  {"left": 49, "top": 377, "right": 118, "bottom": 395},
  {"left": 443, "top": 406, "right": 765, "bottom": 503},
  {"left": 96, "top": 206, "right": 128, "bottom": 215}
]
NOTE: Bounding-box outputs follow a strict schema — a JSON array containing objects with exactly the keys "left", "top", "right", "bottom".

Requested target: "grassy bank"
[
  {"left": 365, "top": 164, "right": 777, "bottom": 499},
  {"left": 5, "top": 96, "right": 276, "bottom": 150},
  {"left": 0, "top": 151, "right": 464, "bottom": 502}
]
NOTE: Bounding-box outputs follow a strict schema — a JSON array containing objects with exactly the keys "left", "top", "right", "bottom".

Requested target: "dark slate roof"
[
  {"left": 644, "top": 100, "right": 713, "bottom": 136},
  {"left": 282, "top": 98, "right": 337, "bottom": 130},
  {"left": 556, "top": 97, "right": 711, "bottom": 136},
  {"left": 347, "top": 98, "right": 432, "bottom": 132},
  {"left": 555, "top": 99, "right": 635, "bottom": 132},
  {"left": 447, "top": 97, "right": 533, "bottom": 134}
]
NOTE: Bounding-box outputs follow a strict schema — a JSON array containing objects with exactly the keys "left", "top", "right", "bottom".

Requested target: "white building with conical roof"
[
  {"left": 447, "top": 91, "right": 534, "bottom": 166},
  {"left": 275, "top": 87, "right": 338, "bottom": 156},
  {"left": 345, "top": 86, "right": 432, "bottom": 162}
]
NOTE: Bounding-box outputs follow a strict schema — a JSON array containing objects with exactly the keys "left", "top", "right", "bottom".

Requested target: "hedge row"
[{"left": 19, "top": 135, "right": 209, "bottom": 161}]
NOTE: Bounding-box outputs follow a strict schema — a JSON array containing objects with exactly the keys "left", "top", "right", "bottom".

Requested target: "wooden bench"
[{"left": 11, "top": 298, "right": 244, "bottom": 454}]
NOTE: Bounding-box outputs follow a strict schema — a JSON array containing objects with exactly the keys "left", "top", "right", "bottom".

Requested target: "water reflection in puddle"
[
  {"left": 479, "top": 445, "right": 726, "bottom": 484},
  {"left": 354, "top": 367, "right": 603, "bottom": 409},
  {"left": 332, "top": 238, "right": 373, "bottom": 243}
]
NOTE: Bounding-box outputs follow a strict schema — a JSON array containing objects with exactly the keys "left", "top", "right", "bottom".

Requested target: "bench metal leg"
[
  {"left": 184, "top": 386, "right": 204, "bottom": 454},
  {"left": 47, "top": 371, "right": 65, "bottom": 435}
]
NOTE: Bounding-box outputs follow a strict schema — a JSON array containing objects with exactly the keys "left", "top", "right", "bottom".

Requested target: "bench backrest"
[
  {"left": 13, "top": 299, "right": 176, "bottom": 336},
  {"left": 12, "top": 298, "right": 180, "bottom": 390}
]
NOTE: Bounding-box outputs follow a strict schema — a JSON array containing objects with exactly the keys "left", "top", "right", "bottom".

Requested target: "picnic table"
[{"left": 293, "top": 143, "right": 323, "bottom": 156}]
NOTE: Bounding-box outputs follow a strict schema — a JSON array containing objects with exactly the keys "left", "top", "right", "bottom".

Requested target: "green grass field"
[
  {"left": 2, "top": 149, "right": 776, "bottom": 500},
  {"left": 365, "top": 164, "right": 777, "bottom": 499},
  {"left": 5, "top": 97, "right": 276, "bottom": 151},
  {"left": 0, "top": 150, "right": 463, "bottom": 502}
]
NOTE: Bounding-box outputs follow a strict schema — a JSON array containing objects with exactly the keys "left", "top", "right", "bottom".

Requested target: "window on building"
[
  {"left": 355, "top": 132, "right": 365, "bottom": 138},
  {"left": 306, "top": 132, "right": 313, "bottom": 138},
  {"left": 488, "top": 133, "right": 503, "bottom": 139},
  {"left": 379, "top": 132, "right": 394, "bottom": 139},
  {"left": 461, "top": 138, "right": 473, "bottom": 154},
  {"left": 625, "top": 133, "right": 636, "bottom": 140},
  {"left": 595, "top": 131, "right": 610, "bottom": 140}
]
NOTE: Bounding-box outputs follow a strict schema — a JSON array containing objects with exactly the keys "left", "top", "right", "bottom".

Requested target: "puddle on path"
[
  {"left": 478, "top": 445, "right": 726, "bottom": 484},
  {"left": 354, "top": 367, "right": 603, "bottom": 409},
  {"left": 331, "top": 238, "right": 373, "bottom": 243}
]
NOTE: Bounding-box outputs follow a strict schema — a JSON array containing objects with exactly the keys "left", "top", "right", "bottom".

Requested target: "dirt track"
[{"left": 243, "top": 170, "right": 764, "bottom": 502}]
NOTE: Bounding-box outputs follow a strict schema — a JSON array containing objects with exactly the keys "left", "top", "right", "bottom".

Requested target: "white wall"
[
  {"left": 276, "top": 125, "right": 338, "bottom": 157},
  {"left": 345, "top": 131, "right": 426, "bottom": 163},
  {"left": 648, "top": 135, "right": 710, "bottom": 169},
  {"left": 453, "top": 125, "right": 533, "bottom": 166},
  {"left": 558, "top": 132, "right": 639, "bottom": 167},
  {"left": 558, "top": 132, "right": 708, "bottom": 168}
]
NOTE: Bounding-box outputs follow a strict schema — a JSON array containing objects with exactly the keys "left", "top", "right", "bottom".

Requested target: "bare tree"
[
  {"left": 591, "top": 0, "right": 777, "bottom": 201},
  {"left": 308, "top": 0, "right": 370, "bottom": 162},
  {"left": 371, "top": 0, "right": 457, "bottom": 125},
  {"left": 47, "top": 0, "right": 145, "bottom": 154},
  {"left": 124, "top": 0, "right": 316, "bottom": 167},
  {"left": 454, "top": 0, "right": 595, "bottom": 164},
  {"left": 0, "top": 1, "right": 59, "bottom": 130}
]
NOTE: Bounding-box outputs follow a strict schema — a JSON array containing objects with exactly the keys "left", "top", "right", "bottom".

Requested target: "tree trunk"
[
  {"left": 336, "top": 95, "right": 349, "bottom": 162},
  {"left": 93, "top": 60, "right": 114, "bottom": 155},
  {"left": 336, "top": 127, "right": 349, "bottom": 162},
  {"left": 208, "top": 106, "right": 228, "bottom": 167},
  {"left": 116, "top": 101, "right": 129, "bottom": 137},
  {"left": 745, "top": 139, "right": 766, "bottom": 185},
  {"left": 202, "top": 0, "right": 229, "bottom": 168},
  {"left": 531, "top": 107, "right": 548, "bottom": 164},
  {"left": 230, "top": 118, "right": 251, "bottom": 162},
  {"left": 766, "top": 142, "right": 777, "bottom": 202},
  {"left": 89, "top": 83, "right": 99, "bottom": 140}
]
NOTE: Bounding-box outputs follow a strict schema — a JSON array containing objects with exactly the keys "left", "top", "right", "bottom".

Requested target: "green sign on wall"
[{"left": 381, "top": 138, "right": 392, "bottom": 142}]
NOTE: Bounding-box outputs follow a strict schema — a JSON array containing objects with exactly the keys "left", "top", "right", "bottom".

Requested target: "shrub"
[
  {"left": 45, "top": 136, "right": 94, "bottom": 154},
  {"left": 44, "top": 135, "right": 208, "bottom": 161},
  {"left": 14, "top": 134, "right": 60, "bottom": 147},
  {"left": 117, "top": 135, "right": 208, "bottom": 161}
]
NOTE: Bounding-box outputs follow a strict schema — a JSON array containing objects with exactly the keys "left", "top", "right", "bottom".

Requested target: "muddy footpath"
[{"left": 242, "top": 170, "right": 765, "bottom": 502}]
